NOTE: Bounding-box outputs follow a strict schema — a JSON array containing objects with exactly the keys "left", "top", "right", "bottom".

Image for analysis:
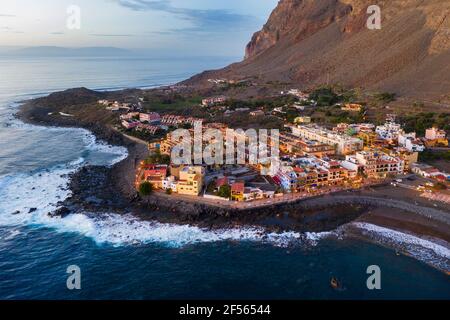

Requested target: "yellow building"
[
  {"left": 176, "top": 166, "right": 205, "bottom": 196},
  {"left": 358, "top": 131, "right": 377, "bottom": 148},
  {"left": 231, "top": 182, "right": 245, "bottom": 202},
  {"left": 160, "top": 138, "right": 177, "bottom": 156},
  {"left": 294, "top": 116, "right": 311, "bottom": 124},
  {"left": 341, "top": 104, "right": 363, "bottom": 112}
]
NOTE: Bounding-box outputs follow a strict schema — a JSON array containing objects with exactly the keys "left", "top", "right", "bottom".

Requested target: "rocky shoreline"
[
  {"left": 15, "top": 95, "right": 450, "bottom": 255},
  {"left": 16, "top": 97, "right": 374, "bottom": 233}
]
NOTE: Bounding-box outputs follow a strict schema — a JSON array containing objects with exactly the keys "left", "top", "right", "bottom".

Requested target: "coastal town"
[{"left": 98, "top": 88, "right": 450, "bottom": 208}]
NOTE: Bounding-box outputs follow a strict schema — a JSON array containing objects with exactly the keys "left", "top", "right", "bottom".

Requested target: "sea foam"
[
  {"left": 351, "top": 222, "right": 450, "bottom": 272},
  {"left": 50, "top": 212, "right": 336, "bottom": 248}
]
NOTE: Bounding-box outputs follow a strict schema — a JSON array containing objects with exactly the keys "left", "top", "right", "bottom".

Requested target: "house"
[
  {"left": 376, "top": 121, "right": 403, "bottom": 142},
  {"left": 176, "top": 166, "right": 205, "bottom": 196},
  {"left": 411, "top": 163, "right": 440, "bottom": 178},
  {"left": 98, "top": 99, "right": 110, "bottom": 106},
  {"left": 120, "top": 112, "right": 140, "bottom": 121},
  {"left": 425, "top": 127, "right": 446, "bottom": 140},
  {"left": 140, "top": 112, "right": 161, "bottom": 124},
  {"left": 202, "top": 96, "right": 227, "bottom": 107},
  {"left": 122, "top": 119, "right": 140, "bottom": 130},
  {"left": 162, "top": 176, "right": 177, "bottom": 192},
  {"left": 294, "top": 116, "right": 311, "bottom": 124},
  {"left": 398, "top": 132, "right": 425, "bottom": 152},
  {"left": 258, "top": 184, "right": 277, "bottom": 198},
  {"left": 231, "top": 181, "right": 245, "bottom": 202},
  {"left": 342, "top": 151, "right": 405, "bottom": 178},
  {"left": 290, "top": 124, "right": 363, "bottom": 155},
  {"left": 286, "top": 89, "right": 309, "bottom": 99},
  {"left": 161, "top": 115, "right": 185, "bottom": 126},
  {"left": 136, "top": 124, "right": 160, "bottom": 135},
  {"left": 341, "top": 104, "right": 363, "bottom": 112},
  {"left": 250, "top": 110, "right": 265, "bottom": 117},
  {"left": 215, "top": 177, "right": 229, "bottom": 191},
  {"left": 425, "top": 127, "right": 448, "bottom": 147},
  {"left": 142, "top": 164, "right": 168, "bottom": 189}
]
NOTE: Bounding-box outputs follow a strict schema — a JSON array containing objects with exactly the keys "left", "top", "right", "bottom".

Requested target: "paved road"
[{"left": 298, "top": 195, "right": 450, "bottom": 225}]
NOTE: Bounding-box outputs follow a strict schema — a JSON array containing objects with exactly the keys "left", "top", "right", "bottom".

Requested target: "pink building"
[
  {"left": 122, "top": 120, "right": 140, "bottom": 130},
  {"left": 202, "top": 96, "right": 227, "bottom": 107},
  {"left": 425, "top": 127, "right": 446, "bottom": 140},
  {"left": 140, "top": 112, "right": 161, "bottom": 124},
  {"left": 136, "top": 124, "right": 159, "bottom": 135}
]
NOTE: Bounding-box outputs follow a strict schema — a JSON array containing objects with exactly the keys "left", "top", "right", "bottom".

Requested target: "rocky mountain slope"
[{"left": 185, "top": 0, "right": 450, "bottom": 102}]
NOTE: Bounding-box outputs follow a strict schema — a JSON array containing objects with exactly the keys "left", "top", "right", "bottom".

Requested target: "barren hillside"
[{"left": 184, "top": 0, "right": 450, "bottom": 103}]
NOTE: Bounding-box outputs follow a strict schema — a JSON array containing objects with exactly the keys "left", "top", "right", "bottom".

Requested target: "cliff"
[{"left": 185, "top": 0, "right": 450, "bottom": 101}]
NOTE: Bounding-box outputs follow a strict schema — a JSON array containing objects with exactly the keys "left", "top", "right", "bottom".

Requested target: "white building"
[
  {"left": 162, "top": 176, "right": 178, "bottom": 192},
  {"left": 342, "top": 151, "right": 405, "bottom": 178},
  {"left": 425, "top": 127, "right": 446, "bottom": 140},
  {"left": 398, "top": 132, "right": 425, "bottom": 152},
  {"left": 376, "top": 121, "right": 403, "bottom": 141},
  {"left": 291, "top": 124, "right": 363, "bottom": 155}
]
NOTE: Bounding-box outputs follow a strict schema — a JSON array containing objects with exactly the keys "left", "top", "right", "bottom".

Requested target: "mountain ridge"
[{"left": 184, "top": 0, "right": 450, "bottom": 103}]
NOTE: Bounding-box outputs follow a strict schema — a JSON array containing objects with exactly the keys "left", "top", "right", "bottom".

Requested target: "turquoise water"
[{"left": 0, "top": 56, "right": 449, "bottom": 300}]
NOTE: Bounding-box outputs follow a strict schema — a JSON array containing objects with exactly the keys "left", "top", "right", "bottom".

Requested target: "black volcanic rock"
[{"left": 49, "top": 207, "right": 71, "bottom": 218}]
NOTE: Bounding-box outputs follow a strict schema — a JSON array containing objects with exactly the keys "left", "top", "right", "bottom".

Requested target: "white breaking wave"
[
  {"left": 45, "top": 212, "right": 336, "bottom": 248},
  {"left": 0, "top": 117, "right": 127, "bottom": 227},
  {"left": 1, "top": 116, "right": 334, "bottom": 249},
  {"left": 0, "top": 164, "right": 77, "bottom": 227},
  {"left": 6, "top": 115, "right": 128, "bottom": 166},
  {"left": 1, "top": 228, "right": 21, "bottom": 241},
  {"left": 352, "top": 222, "right": 450, "bottom": 272},
  {"left": 81, "top": 133, "right": 128, "bottom": 166}
]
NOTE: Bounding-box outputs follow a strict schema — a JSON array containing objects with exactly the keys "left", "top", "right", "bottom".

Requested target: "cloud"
[
  {"left": 112, "top": 0, "right": 259, "bottom": 33},
  {"left": 89, "top": 33, "right": 134, "bottom": 37},
  {"left": 1, "top": 26, "right": 24, "bottom": 34},
  {"left": 0, "top": 14, "right": 15, "bottom": 17}
]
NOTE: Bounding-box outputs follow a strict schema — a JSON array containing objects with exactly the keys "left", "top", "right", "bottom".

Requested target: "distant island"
[{"left": 0, "top": 46, "right": 131, "bottom": 57}]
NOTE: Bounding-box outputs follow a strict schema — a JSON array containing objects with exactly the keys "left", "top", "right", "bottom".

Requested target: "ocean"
[{"left": 0, "top": 55, "right": 449, "bottom": 300}]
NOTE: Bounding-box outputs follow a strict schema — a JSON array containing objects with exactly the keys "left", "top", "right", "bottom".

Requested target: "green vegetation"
[
  {"left": 143, "top": 93, "right": 202, "bottom": 113},
  {"left": 309, "top": 104, "right": 365, "bottom": 125},
  {"left": 433, "top": 182, "right": 447, "bottom": 191},
  {"left": 374, "top": 92, "right": 396, "bottom": 103},
  {"left": 219, "top": 113, "right": 284, "bottom": 130},
  {"left": 401, "top": 112, "right": 450, "bottom": 136},
  {"left": 139, "top": 182, "right": 154, "bottom": 196},
  {"left": 341, "top": 89, "right": 359, "bottom": 103},
  {"left": 224, "top": 95, "right": 298, "bottom": 111},
  {"left": 419, "top": 150, "right": 450, "bottom": 162},
  {"left": 144, "top": 150, "right": 171, "bottom": 165},
  {"left": 309, "top": 86, "right": 339, "bottom": 106},
  {"left": 206, "top": 181, "right": 217, "bottom": 193},
  {"left": 121, "top": 127, "right": 166, "bottom": 142},
  {"left": 218, "top": 185, "right": 232, "bottom": 199}
]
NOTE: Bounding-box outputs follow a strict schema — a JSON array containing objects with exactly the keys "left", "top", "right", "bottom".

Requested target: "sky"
[{"left": 0, "top": 0, "right": 278, "bottom": 56}]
